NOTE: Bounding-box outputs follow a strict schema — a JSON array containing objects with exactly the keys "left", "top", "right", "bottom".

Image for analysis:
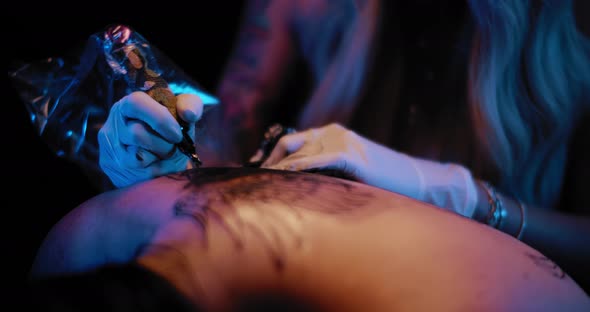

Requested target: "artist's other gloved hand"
[
  {"left": 258, "top": 123, "right": 478, "bottom": 218},
  {"left": 98, "top": 92, "right": 203, "bottom": 188}
]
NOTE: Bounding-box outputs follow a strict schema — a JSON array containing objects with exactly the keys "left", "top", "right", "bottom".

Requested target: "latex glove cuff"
[{"left": 406, "top": 155, "right": 479, "bottom": 219}]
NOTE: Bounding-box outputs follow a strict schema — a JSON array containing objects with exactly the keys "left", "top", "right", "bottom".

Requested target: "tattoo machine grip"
[
  {"left": 142, "top": 73, "right": 202, "bottom": 167},
  {"left": 104, "top": 25, "right": 202, "bottom": 167}
]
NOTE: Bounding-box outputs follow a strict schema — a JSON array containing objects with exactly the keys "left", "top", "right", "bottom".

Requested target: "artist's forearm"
[
  {"left": 520, "top": 207, "right": 590, "bottom": 288},
  {"left": 216, "top": 82, "right": 275, "bottom": 161},
  {"left": 217, "top": 80, "right": 269, "bottom": 133},
  {"left": 216, "top": 0, "right": 294, "bottom": 158}
]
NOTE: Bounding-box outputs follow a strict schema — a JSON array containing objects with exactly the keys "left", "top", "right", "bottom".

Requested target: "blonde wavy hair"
[
  {"left": 468, "top": 0, "right": 590, "bottom": 207},
  {"left": 298, "top": 0, "right": 589, "bottom": 208}
]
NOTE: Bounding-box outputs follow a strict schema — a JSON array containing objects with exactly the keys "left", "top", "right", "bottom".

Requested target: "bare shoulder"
[
  {"left": 30, "top": 167, "right": 590, "bottom": 310},
  {"left": 135, "top": 167, "right": 590, "bottom": 312},
  {"left": 29, "top": 167, "right": 385, "bottom": 279},
  {"left": 29, "top": 179, "right": 182, "bottom": 279},
  {"left": 29, "top": 190, "right": 116, "bottom": 278}
]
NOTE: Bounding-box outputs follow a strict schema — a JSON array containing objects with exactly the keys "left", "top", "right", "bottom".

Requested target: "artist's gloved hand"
[
  {"left": 258, "top": 123, "right": 478, "bottom": 218},
  {"left": 98, "top": 92, "right": 203, "bottom": 188}
]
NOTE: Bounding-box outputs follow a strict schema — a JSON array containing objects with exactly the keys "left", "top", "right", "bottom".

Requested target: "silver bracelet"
[
  {"left": 479, "top": 181, "right": 528, "bottom": 239},
  {"left": 480, "top": 181, "right": 504, "bottom": 229}
]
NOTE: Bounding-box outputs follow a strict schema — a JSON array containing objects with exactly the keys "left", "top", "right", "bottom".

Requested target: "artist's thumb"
[{"left": 176, "top": 93, "right": 204, "bottom": 124}]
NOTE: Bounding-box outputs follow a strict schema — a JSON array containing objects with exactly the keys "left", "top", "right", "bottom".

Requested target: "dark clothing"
[
  {"left": 353, "top": 1, "right": 486, "bottom": 176},
  {"left": 19, "top": 262, "right": 320, "bottom": 312},
  {"left": 20, "top": 263, "right": 201, "bottom": 312}
]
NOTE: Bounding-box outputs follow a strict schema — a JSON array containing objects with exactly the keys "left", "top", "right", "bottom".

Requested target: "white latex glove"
[
  {"left": 258, "top": 123, "right": 478, "bottom": 218},
  {"left": 98, "top": 92, "right": 203, "bottom": 188}
]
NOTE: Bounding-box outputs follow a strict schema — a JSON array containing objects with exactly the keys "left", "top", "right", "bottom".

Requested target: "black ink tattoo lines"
[
  {"left": 525, "top": 251, "right": 567, "bottom": 279},
  {"left": 167, "top": 167, "right": 374, "bottom": 272}
]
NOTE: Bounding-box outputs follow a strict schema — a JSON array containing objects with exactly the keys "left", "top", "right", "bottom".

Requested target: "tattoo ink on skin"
[
  {"left": 525, "top": 251, "right": 567, "bottom": 279},
  {"left": 167, "top": 167, "right": 374, "bottom": 271}
]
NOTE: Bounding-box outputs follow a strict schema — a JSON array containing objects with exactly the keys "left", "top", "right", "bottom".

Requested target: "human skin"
[{"left": 31, "top": 167, "right": 590, "bottom": 312}]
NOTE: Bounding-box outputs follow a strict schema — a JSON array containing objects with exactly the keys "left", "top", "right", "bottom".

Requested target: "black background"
[
  {"left": 2, "top": 0, "right": 246, "bottom": 288},
  {"left": 2, "top": 0, "right": 589, "bottom": 295}
]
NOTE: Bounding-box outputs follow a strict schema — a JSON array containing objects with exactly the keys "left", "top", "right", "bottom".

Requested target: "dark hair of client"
[{"left": 19, "top": 262, "right": 319, "bottom": 312}]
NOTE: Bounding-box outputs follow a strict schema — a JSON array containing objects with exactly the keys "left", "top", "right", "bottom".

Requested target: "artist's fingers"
[
  {"left": 176, "top": 93, "right": 202, "bottom": 146},
  {"left": 268, "top": 152, "right": 346, "bottom": 172},
  {"left": 104, "top": 147, "right": 188, "bottom": 188},
  {"left": 119, "top": 120, "right": 177, "bottom": 159},
  {"left": 118, "top": 91, "right": 182, "bottom": 143},
  {"left": 249, "top": 149, "right": 265, "bottom": 163},
  {"left": 122, "top": 145, "right": 159, "bottom": 168},
  {"left": 176, "top": 94, "right": 204, "bottom": 123},
  {"left": 149, "top": 147, "right": 191, "bottom": 175},
  {"left": 261, "top": 132, "right": 309, "bottom": 167},
  {"left": 99, "top": 112, "right": 158, "bottom": 169}
]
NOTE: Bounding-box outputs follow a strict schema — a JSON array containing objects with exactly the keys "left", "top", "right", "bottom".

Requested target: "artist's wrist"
[
  {"left": 474, "top": 180, "right": 527, "bottom": 240},
  {"left": 473, "top": 180, "right": 492, "bottom": 223},
  {"left": 495, "top": 193, "right": 524, "bottom": 238}
]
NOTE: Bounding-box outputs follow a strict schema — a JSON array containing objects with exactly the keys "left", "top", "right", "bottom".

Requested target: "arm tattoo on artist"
[
  {"left": 166, "top": 167, "right": 374, "bottom": 271},
  {"left": 222, "top": 0, "right": 273, "bottom": 90},
  {"left": 524, "top": 251, "right": 567, "bottom": 279},
  {"left": 218, "top": 0, "right": 276, "bottom": 134}
]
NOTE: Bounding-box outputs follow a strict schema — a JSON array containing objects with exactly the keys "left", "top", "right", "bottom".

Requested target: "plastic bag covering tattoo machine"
[{"left": 9, "top": 24, "right": 219, "bottom": 182}]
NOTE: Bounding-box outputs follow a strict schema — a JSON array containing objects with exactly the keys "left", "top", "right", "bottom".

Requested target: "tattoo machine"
[
  {"left": 245, "top": 123, "right": 357, "bottom": 181},
  {"left": 9, "top": 24, "right": 219, "bottom": 175},
  {"left": 103, "top": 24, "right": 212, "bottom": 167},
  {"left": 245, "top": 123, "right": 296, "bottom": 168}
]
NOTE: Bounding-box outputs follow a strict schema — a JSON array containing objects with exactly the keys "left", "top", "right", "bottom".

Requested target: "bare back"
[{"left": 32, "top": 167, "right": 590, "bottom": 311}]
